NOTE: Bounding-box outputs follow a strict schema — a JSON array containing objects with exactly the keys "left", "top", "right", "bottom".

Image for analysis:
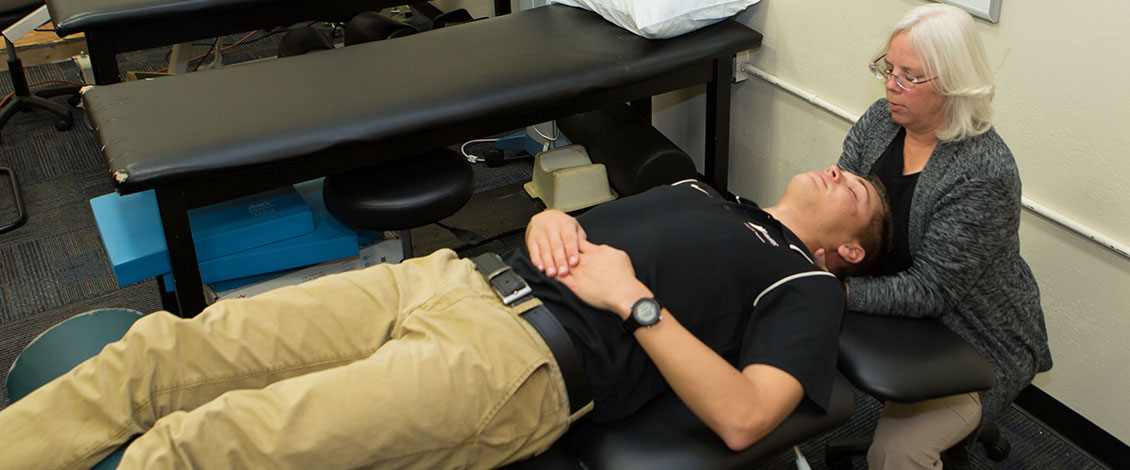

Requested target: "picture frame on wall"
[{"left": 937, "top": 0, "right": 1000, "bottom": 23}]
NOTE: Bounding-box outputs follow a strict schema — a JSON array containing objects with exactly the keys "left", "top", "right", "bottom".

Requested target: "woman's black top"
[{"left": 869, "top": 128, "right": 919, "bottom": 275}]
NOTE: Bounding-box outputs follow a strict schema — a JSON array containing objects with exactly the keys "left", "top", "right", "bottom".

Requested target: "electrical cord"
[
  {"left": 188, "top": 39, "right": 219, "bottom": 72},
  {"left": 530, "top": 121, "right": 561, "bottom": 153},
  {"left": 460, "top": 138, "right": 500, "bottom": 163},
  {"left": 531, "top": 121, "right": 559, "bottom": 141},
  {"left": 241, "top": 28, "right": 288, "bottom": 46},
  {"left": 157, "top": 30, "right": 260, "bottom": 73}
]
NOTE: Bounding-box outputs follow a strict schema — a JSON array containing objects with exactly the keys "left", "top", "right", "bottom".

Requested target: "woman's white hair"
[{"left": 889, "top": 3, "right": 995, "bottom": 142}]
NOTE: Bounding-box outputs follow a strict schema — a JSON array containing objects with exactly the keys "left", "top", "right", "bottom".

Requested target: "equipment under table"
[{"left": 46, "top": 0, "right": 512, "bottom": 84}]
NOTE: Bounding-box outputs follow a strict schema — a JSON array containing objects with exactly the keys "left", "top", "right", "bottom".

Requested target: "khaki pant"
[
  {"left": 867, "top": 392, "right": 982, "bottom": 470},
  {"left": 0, "top": 249, "right": 577, "bottom": 469}
]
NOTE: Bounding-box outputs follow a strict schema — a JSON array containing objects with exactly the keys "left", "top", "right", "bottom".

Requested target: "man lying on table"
[{"left": 0, "top": 166, "right": 891, "bottom": 470}]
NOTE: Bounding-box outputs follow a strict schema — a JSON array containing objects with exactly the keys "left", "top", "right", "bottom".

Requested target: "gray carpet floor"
[{"left": 0, "top": 31, "right": 1109, "bottom": 469}]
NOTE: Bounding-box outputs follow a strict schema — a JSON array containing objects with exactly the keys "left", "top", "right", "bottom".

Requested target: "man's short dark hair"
[{"left": 841, "top": 174, "right": 894, "bottom": 278}]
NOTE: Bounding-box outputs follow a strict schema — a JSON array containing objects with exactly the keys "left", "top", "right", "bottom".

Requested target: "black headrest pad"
[{"left": 837, "top": 311, "right": 995, "bottom": 402}]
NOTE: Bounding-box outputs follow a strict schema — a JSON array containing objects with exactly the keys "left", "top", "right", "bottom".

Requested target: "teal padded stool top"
[{"left": 5, "top": 308, "right": 143, "bottom": 469}]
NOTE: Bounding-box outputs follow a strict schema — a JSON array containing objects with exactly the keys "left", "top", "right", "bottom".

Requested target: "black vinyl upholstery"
[
  {"left": 46, "top": 0, "right": 374, "bottom": 38},
  {"left": 81, "top": 4, "right": 760, "bottom": 316},
  {"left": 323, "top": 149, "right": 473, "bottom": 231},
  {"left": 0, "top": 0, "right": 39, "bottom": 27},
  {"left": 507, "top": 373, "right": 856, "bottom": 470},
  {"left": 825, "top": 312, "right": 1006, "bottom": 468},
  {"left": 81, "top": 5, "right": 761, "bottom": 195},
  {"left": 837, "top": 311, "right": 995, "bottom": 403}
]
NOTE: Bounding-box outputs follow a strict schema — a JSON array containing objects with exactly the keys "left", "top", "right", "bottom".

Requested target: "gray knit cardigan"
[{"left": 837, "top": 99, "right": 1053, "bottom": 423}]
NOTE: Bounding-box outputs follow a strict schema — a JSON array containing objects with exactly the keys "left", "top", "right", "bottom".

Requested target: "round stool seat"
[
  {"left": 5, "top": 308, "right": 143, "bottom": 469},
  {"left": 6, "top": 308, "right": 143, "bottom": 402},
  {"left": 323, "top": 148, "right": 473, "bottom": 231}
]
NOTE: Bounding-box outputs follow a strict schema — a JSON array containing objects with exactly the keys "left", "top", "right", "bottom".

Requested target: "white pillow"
[{"left": 550, "top": 0, "right": 759, "bottom": 39}]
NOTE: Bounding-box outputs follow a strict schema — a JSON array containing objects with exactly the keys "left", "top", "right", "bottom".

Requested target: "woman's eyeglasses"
[{"left": 870, "top": 54, "right": 936, "bottom": 91}]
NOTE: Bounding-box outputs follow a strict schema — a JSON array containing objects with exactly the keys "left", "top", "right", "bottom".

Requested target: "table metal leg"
[
  {"left": 168, "top": 42, "right": 195, "bottom": 75},
  {"left": 705, "top": 57, "right": 732, "bottom": 194},
  {"left": 629, "top": 97, "right": 652, "bottom": 122},
  {"left": 495, "top": 0, "right": 511, "bottom": 15},
  {"left": 155, "top": 188, "right": 207, "bottom": 317},
  {"left": 85, "top": 35, "right": 122, "bottom": 85}
]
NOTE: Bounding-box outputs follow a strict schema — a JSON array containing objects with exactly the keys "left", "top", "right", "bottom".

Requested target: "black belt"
[{"left": 471, "top": 252, "right": 591, "bottom": 414}]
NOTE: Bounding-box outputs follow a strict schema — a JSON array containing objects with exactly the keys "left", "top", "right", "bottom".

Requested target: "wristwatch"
[{"left": 621, "top": 297, "right": 662, "bottom": 334}]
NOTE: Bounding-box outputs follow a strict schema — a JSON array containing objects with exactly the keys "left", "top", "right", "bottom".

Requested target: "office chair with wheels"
[
  {"left": 1, "top": 0, "right": 80, "bottom": 142},
  {"left": 825, "top": 311, "right": 1011, "bottom": 470},
  {"left": 1, "top": 165, "right": 26, "bottom": 232}
]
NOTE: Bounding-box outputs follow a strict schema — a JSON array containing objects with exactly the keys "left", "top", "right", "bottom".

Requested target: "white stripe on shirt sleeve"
[{"left": 753, "top": 271, "right": 837, "bottom": 307}]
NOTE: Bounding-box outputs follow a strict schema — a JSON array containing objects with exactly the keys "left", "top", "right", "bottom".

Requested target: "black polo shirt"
[{"left": 504, "top": 180, "right": 844, "bottom": 422}]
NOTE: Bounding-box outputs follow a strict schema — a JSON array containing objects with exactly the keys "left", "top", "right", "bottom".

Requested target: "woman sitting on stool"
[{"left": 832, "top": 4, "right": 1053, "bottom": 469}]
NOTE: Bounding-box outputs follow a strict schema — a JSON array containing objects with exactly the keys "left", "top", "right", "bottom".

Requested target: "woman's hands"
[{"left": 525, "top": 209, "right": 587, "bottom": 277}]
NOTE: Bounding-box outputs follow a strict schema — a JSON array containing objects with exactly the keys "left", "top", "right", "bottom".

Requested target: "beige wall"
[{"left": 653, "top": 0, "right": 1130, "bottom": 443}]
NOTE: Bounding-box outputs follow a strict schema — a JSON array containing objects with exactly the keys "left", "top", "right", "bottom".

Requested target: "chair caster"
[
  {"left": 976, "top": 422, "right": 1010, "bottom": 461},
  {"left": 824, "top": 436, "right": 869, "bottom": 470},
  {"left": 983, "top": 438, "right": 1010, "bottom": 461},
  {"left": 55, "top": 119, "right": 73, "bottom": 131}
]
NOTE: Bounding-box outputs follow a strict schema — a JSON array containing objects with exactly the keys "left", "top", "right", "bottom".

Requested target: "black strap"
[{"left": 471, "top": 253, "right": 591, "bottom": 414}]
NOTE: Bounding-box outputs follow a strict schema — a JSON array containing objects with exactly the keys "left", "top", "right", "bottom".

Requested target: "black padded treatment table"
[
  {"left": 82, "top": 4, "right": 763, "bottom": 317},
  {"left": 46, "top": 0, "right": 512, "bottom": 84},
  {"left": 506, "top": 373, "right": 855, "bottom": 469}
]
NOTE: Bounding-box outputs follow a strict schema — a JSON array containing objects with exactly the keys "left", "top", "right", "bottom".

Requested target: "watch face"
[{"left": 634, "top": 299, "right": 660, "bottom": 325}]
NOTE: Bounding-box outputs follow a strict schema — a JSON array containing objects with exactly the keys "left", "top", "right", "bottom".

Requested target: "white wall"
[{"left": 655, "top": 0, "right": 1130, "bottom": 443}]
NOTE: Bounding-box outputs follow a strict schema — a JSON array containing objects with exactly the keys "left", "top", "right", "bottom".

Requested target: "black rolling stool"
[
  {"left": 1, "top": 0, "right": 79, "bottom": 141},
  {"left": 322, "top": 148, "right": 474, "bottom": 259}
]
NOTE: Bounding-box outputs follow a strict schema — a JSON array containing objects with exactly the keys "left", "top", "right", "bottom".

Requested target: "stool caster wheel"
[
  {"left": 983, "top": 439, "right": 1010, "bottom": 461},
  {"left": 55, "top": 119, "right": 73, "bottom": 131}
]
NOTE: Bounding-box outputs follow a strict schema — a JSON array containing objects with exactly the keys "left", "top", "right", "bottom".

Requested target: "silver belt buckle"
[{"left": 487, "top": 266, "right": 532, "bottom": 306}]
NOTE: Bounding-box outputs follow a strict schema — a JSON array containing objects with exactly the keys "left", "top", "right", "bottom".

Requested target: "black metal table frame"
[
  {"left": 49, "top": 0, "right": 511, "bottom": 84},
  {"left": 154, "top": 56, "right": 734, "bottom": 316}
]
